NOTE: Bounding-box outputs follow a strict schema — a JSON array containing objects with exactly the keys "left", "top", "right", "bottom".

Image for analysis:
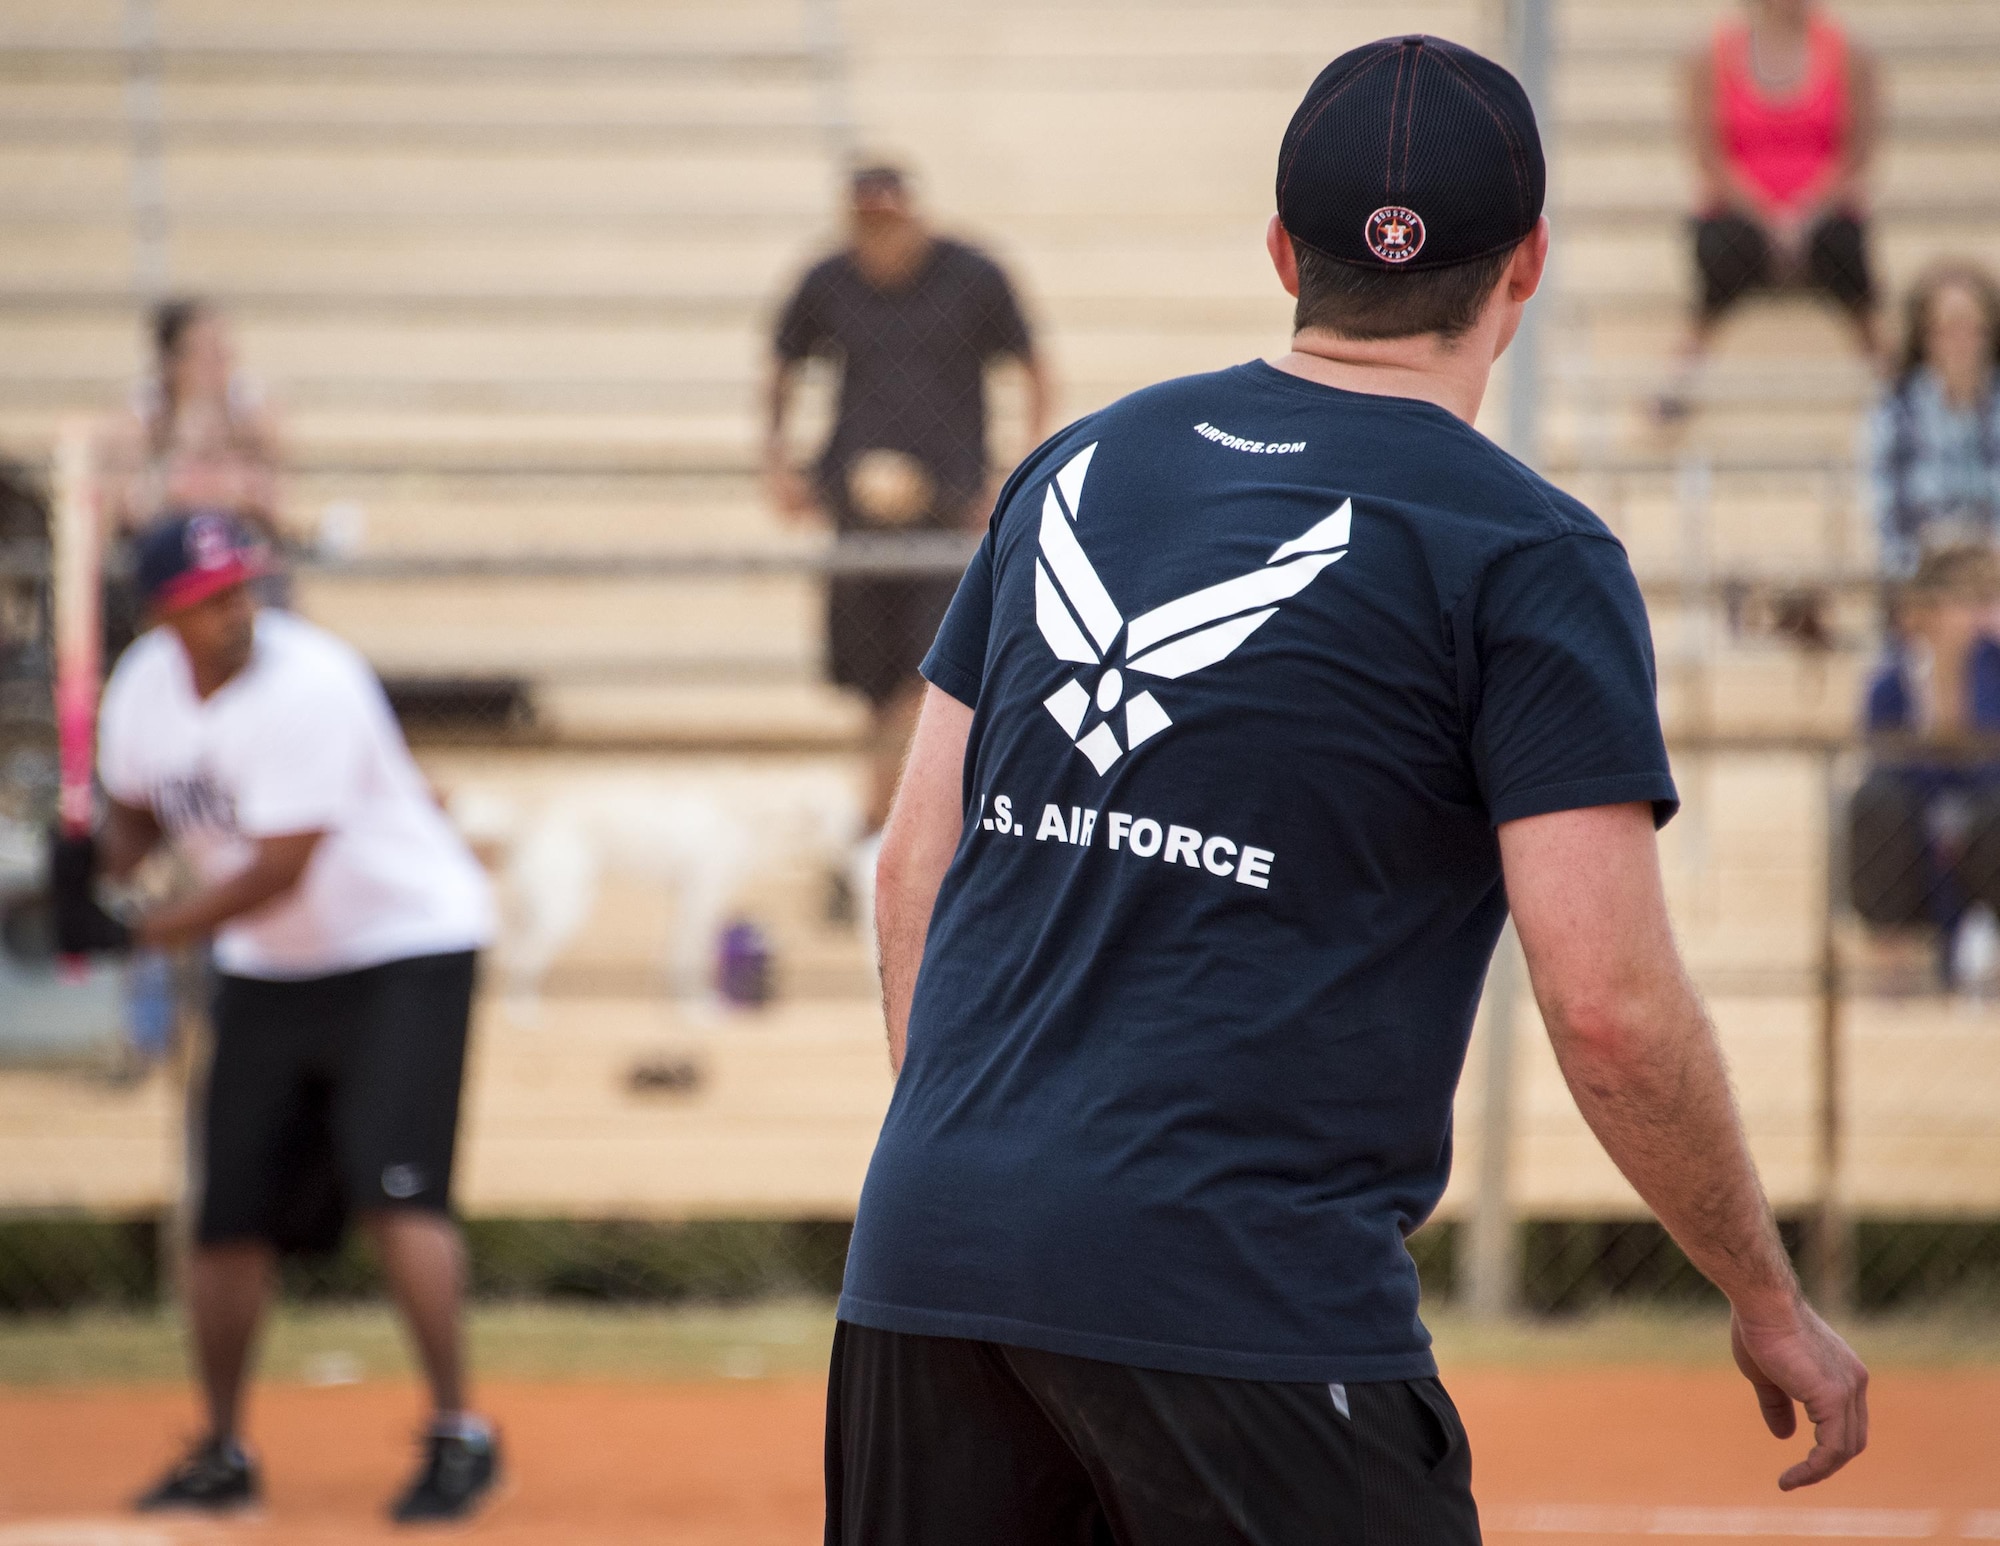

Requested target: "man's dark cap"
[
  {"left": 1277, "top": 35, "right": 1544, "bottom": 272},
  {"left": 850, "top": 163, "right": 908, "bottom": 197},
  {"left": 133, "top": 509, "right": 269, "bottom": 615}
]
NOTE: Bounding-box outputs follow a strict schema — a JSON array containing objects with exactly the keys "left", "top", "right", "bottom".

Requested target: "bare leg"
[
  {"left": 1849, "top": 306, "right": 1888, "bottom": 372},
  {"left": 367, "top": 1210, "right": 468, "bottom": 1418},
  {"left": 185, "top": 1241, "right": 275, "bottom": 1442},
  {"left": 1655, "top": 312, "right": 1720, "bottom": 426},
  {"left": 866, "top": 679, "right": 926, "bottom": 833}
]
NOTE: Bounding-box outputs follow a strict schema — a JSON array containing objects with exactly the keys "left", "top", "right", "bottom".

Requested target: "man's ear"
[
  {"left": 1266, "top": 215, "right": 1301, "bottom": 300},
  {"left": 1507, "top": 217, "right": 1551, "bottom": 304}
]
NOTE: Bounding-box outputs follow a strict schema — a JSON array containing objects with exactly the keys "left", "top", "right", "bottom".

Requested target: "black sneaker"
[
  {"left": 134, "top": 1435, "right": 260, "bottom": 1514},
  {"left": 390, "top": 1426, "right": 502, "bottom": 1524}
]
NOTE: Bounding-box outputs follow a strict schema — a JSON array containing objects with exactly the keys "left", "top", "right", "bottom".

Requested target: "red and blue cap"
[
  {"left": 1277, "top": 35, "right": 1545, "bottom": 272},
  {"left": 133, "top": 509, "right": 270, "bottom": 616}
]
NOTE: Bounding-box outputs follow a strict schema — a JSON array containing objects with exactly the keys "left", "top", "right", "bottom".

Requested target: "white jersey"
[{"left": 98, "top": 610, "right": 494, "bottom": 980}]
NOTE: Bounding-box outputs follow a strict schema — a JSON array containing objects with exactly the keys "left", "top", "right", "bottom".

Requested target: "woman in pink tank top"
[
  {"left": 1711, "top": 6, "right": 1856, "bottom": 220},
  {"left": 1664, "top": 0, "right": 1882, "bottom": 417}
]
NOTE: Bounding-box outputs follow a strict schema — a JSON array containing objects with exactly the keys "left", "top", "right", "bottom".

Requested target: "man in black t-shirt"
[
  {"left": 766, "top": 164, "right": 1049, "bottom": 830},
  {"left": 834, "top": 36, "right": 1869, "bottom": 1546}
]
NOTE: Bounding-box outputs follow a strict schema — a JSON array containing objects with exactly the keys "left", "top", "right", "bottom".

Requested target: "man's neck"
[
  {"left": 852, "top": 227, "right": 933, "bottom": 291},
  {"left": 190, "top": 660, "right": 237, "bottom": 700},
  {"left": 176, "top": 635, "right": 252, "bottom": 701},
  {"left": 1753, "top": 7, "right": 1810, "bottom": 44},
  {"left": 1268, "top": 327, "right": 1499, "bottom": 426}
]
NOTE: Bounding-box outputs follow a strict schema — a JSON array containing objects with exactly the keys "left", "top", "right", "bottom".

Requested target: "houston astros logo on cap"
[
  {"left": 1364, "top": 207, "right": 1425, "bottom": 264},
  {"left": 1275, "top": 36, "right": 1545, "bottom": 274}
]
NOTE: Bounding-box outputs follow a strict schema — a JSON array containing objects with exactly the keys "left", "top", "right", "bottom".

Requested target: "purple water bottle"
[{"left": 716, "top": 919, "right": 773, "bottom": 1009}]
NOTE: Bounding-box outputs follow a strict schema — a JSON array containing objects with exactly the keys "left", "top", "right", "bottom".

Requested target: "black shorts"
[
  {"left": 826, "top": 573, "right": 962, "bottom": 708},
  {"left": 1692, "top": 211, "right": 1874, "bottom": 320},
  {"left": 196, "top": 950, "right": 478, "bottom": 1254},
  {"left": 824, "top": 1323, "right": 1481, "bottom": 1546}
]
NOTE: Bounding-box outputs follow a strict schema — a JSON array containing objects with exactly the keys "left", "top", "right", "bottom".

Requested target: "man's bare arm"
[
  {"left": 1501, "top": 803, "right": 1867, "bottom": 1491},
  {"left": 762, "top": 354, "right": 817, "bottom": 521},
  {"left": 99, "top": 799, "right": 163, "bottom": 881},
  {"left": 1019, "top": 350, "right": 1053, "bottom": 448},
  {"left": 134, "top": 830, "right": 324, "bottom": 950},
  {"left": 875, "top": 685, "right": 974, "bottom": 1072}
]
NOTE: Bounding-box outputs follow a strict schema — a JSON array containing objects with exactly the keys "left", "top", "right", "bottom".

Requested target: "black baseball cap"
[
  {"left": 133, "top": 509, "right": 269, "bottom": 615},
  {"left": 851, "top": 163, "right": 909, "bottom": 199},
  {"left": 1276, "top": 35, "right": 1545, "bottom": 272}
]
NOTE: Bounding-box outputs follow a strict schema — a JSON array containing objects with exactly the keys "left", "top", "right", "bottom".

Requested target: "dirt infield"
[{"left": 0, "top": 1368, "right": 1994, "bottom": 1544}]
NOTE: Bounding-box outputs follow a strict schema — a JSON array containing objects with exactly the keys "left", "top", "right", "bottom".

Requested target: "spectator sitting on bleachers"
[
  {"left": 1851, "top": 545, "right": 2000, "bottom": 977},
  {"left": 95, "top": 298, "right": 291, "bottom": 655},
  {"left": 98, "top": 298, "right": 286, "bottom": 542},
  {"left": 1663, "top": 0, "right": 1881, "bottom": 419},
  {"left": 1870, "top": 262, "right": 2000, "bottom": 578}
]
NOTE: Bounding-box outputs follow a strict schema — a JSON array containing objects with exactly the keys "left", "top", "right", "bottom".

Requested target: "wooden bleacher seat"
[{"left": 2, "top": 0, "right": 1998, "bottom": 1221}]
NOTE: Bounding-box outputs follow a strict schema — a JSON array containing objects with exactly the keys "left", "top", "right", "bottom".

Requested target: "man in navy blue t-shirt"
[{"left": 831, "top": 36, "right": 1868, "bottom": 1545}]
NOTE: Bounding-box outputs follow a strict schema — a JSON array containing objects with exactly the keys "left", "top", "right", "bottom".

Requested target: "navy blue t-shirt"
[{"left": 839, "top": 361, "right": 1678, "bottom": 1382}]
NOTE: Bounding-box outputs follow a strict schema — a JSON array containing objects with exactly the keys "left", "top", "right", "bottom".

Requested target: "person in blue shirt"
[
  {"left": 832, "top": 36, "right": 1869, "bottom": 1546},
  {"left": 1852, "top": 544, "right": 2000, "bottom": 975}
]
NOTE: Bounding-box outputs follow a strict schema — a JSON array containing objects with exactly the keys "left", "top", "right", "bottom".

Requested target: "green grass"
[
  {"left": 0, "top": 1298, "right": 839, "bottom": 1388},
  {"left": 1, "top": 1299, "right": 1995, "bottom": 1388}
]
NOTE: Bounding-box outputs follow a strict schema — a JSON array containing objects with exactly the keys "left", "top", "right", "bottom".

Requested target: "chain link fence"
[
  {"left": 4, "top": 435, "right": 2000, "bottom": 1324},
  {"left": 1834, "top": 736, "right": 2000, "bottom": 1313}
]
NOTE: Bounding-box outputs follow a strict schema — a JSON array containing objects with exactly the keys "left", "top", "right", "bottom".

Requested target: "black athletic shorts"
[
  {"left": 817, "top": 465, "right": 979, "bottom": 709},
  {"left": 1692, "top": 210, "right": 1874, "bottom": 320},
  {"left": 826, "top": 572, "right": 962, "bottom": 707},
  {"left": 196, "top": 950, "right": 478, "bottom": 1254},
  {"left": 824, "top": 1323, "right": 1481, "bottom": 1546}
]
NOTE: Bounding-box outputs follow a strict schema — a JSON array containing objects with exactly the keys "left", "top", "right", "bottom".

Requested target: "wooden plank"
[{"left": 7, "top": 987, "right": 2000, "bottom": 1219}]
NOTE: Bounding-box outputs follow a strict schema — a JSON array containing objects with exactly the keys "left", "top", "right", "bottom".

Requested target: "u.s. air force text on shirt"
[{"left": 977, "top": 792, "right": 1276, "bottom": 889}]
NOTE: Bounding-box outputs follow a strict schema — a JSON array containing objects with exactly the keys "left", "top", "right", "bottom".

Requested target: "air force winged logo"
[{"left": 1033, "top": 441, "right": 1352, "bottom": 774}]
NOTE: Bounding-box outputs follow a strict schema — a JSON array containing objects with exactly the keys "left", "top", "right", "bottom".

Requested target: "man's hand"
[
  {"left": 762, "top": 352, "right": 820, "bottom": 524},
  {"left": 765, "top": 459, "right": 820, "bottom": 524},
  {"left": 1731, "top": 1294, "right": 1870, "bottom": 1490}
]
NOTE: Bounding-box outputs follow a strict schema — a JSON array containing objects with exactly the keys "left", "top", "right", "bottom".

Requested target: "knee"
[
  {"left": 1851, "top": 770, "right": 1913, "bottom": 826},
  {"left": 360, "top": 1205, "right": 460, "bottom": 1247},
  {"left": 1958, "top": 790, "right": 2000, "bottom": 898},
  {"left": 187, "top": 1239, "right": 276, "bottom": 1288},
  {"left": 1848, "top": 772, "right": 1934, "bottom": 926},
  {"left": 1809, "top": 213, "right": 1865, "bottom": 253},
  {"left": 1807, "top": 216, "right": 1872, "bottom": 306},
  {"left": 1693, "top": 215, "right": 1768, "bottom": 311},
  {"left": 362, "top": 1201, "right": 455, "bottom": 1225}
]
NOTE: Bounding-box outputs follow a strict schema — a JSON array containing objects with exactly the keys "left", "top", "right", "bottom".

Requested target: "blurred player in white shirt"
[{"left": 56, "top": 511, "right": 501, "bottom": 1523}]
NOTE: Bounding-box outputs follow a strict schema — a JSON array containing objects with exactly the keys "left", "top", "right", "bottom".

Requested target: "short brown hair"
[
  {"left": 1905, "top": 542, "right": 2000, "bottom": 604},
  {"left": 1292, "top": 237, "right": 1514, "bottom": 342},
  {"left": 850, "top": 162, "right": 909, "bottom": 197}
]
